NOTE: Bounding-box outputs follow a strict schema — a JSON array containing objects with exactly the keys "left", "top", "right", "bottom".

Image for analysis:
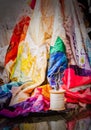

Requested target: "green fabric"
[{"left": 50, "top": 36, "right": 66, "bottom": 54}]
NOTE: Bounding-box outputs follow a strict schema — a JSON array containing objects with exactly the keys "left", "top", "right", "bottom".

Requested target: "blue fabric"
[
  {"left": 47, "top": 52, "right": 68, "bottom": 88},
  {"left": 48, "top": 52, "right": 67, "bottom": 77},
  {"left": 0, "top": 82, "right": 22, "bottom": 110},
  {"left": 0, "top": 82, "right": 23, "bottom": 92},
  {"left": 0, "top": 87, "right": 12, "bottom": 110}
]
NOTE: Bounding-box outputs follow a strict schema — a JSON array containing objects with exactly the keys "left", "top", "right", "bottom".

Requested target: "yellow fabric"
[{"left": 6, "top": 0, "right": 67, "bottom": 105}]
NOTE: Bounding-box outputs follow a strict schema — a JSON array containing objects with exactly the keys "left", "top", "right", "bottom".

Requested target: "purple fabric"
[
  {"left": 70, "top": 65, "right": 91, "bottom": 76},
  {"left": 0, "top": 95, "right": 50, "bottom": 118}
]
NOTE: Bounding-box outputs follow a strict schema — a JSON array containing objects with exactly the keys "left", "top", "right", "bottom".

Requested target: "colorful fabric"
[
  {"left": 47, "top": 37, "right": 68, "bottom": 89},
  {"left": 0, "top": 82, "right": 22, "bottom": 110},
  {"left": 5, "top": 16, "right": 30, "bottom": 65},
  {"left": 65, "top": 88, "right": 91, "bottom": 104},
  {"left": 62, "top": 0, "right": 91, "bottom": 88},
  {"left": 0, "top": 84, "right": 51, "bottom": 118},
  {"left": 62, "top": 68, "right": 91, "bottom": 89},
  {"left": 0, "top": 0, "right": 91, "bottom": 118}
]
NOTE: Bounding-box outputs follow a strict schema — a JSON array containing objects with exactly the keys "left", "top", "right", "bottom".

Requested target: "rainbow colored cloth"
[{"left": 0, "top": 0, "right": 91, "bottom": 118}]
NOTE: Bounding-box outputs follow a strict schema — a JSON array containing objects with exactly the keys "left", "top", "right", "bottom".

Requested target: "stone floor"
[{"left": 0, "top": 104, "right": 91, "bottom": 130}]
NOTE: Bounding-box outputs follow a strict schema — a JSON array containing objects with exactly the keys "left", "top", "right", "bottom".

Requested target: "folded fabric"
[
  {"left": 0, "top": 88, "right": 12, "bottom": 110},
  {"left": 0, "top": 84, "right": 51, "bottom": 118},
  {"left": 65, "top": 88, "right": 91, "bottom": 104},
  {"left": 62, "top": 68, "right": 91, "bottom": 89},
  {"left": 47, "top": 36, "right": 68, "bottom": 89}
]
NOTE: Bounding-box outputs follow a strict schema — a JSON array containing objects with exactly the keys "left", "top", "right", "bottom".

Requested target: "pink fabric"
[
  {"left": 0, "top": 87, "right": 50, "bottom": 118},
  {"left": 62, "top": 68, "right": 91, "bottom": 89},
  {"left": 64, "top": 88, "right": 91, "bottom": 104}
]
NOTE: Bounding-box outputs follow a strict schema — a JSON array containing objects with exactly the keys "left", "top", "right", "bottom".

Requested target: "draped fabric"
[
  {"left": 47, "top": 36, "right": 68, "bottom": 89},
  {"left": 0, "top": 0, "right": 91, "bottom": 117},
  {"left": 62, "top": 0, "right": 91, "bottom": 89},
  {"left": 0, "top": 0, "right": 33, "bottom": 84}
]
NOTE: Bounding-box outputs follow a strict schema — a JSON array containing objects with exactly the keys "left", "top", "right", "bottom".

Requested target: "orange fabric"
[
  {"left": 5, "top": 16, "right": 30, "bottom": 65},
  {"left": 31, "top": 84, "right": 51, "bottom": 100},
  {"left": 39, "top": 84, "right": 52, "bottom": 100}
]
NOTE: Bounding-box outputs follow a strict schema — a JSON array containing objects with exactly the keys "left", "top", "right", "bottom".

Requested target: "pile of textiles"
[{"left": 0, "top": 0, "right": 91, "bottom": 118}]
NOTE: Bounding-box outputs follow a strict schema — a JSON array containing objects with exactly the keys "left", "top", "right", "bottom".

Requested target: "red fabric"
[
  {"left": 62, "top": 68, "right": 91, "bottom": 89},
  {"left": 65, "top": 88, "right": 91, "bottom": 104},
  {"left": 5, "top": 16, "right": 30, "bottom": 65},
  {"left": 29, "top": 0, "right": 36, "bottom": 9},
  {"left": 62, "top": 68, "right": 91, "bottom": 104}
]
